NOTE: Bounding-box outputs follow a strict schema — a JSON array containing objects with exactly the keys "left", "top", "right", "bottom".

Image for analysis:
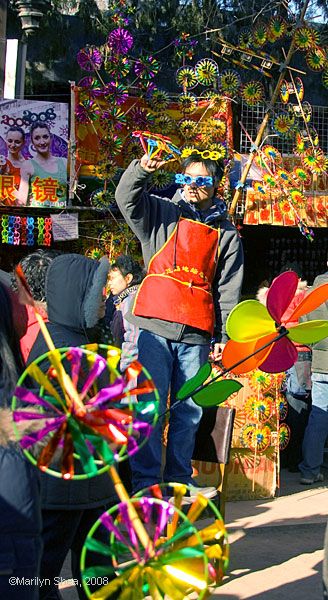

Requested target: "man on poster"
[{"left": 115, "top": 151, "right": 244, "bottom": 496}]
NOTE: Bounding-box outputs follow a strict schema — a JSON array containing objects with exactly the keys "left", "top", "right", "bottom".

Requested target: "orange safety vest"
[{"left": 133, "top": 217, "right": 220, "bottom": 333}]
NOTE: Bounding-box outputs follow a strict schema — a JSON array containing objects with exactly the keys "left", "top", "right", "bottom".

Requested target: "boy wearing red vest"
[{"left": 115, "top": 152, "right": 244, "bottom": 496}]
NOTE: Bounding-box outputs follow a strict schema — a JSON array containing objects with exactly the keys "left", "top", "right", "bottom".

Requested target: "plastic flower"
[
  {"left": 241, "top": 81, "right": 264, "bottom": 106},
  {"left": 219, "top": 70, "right": 241, "bottom": 96},
  {"left": 222, "top": 271, "right": 328, "bottom": 374},
  {"left": 176, "top": 66, "right": 198, "bottom": 90},
  {"left": 107, "top": 28, "right": 134, "bottom": 54},
  {"left": 195, "top": 58, "right": 219, "bottom": 86}
]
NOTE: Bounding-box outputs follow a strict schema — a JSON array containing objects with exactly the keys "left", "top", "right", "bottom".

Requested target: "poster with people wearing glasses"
[{"left": 0, "top": 99, "right": 68, "bottom": 208}]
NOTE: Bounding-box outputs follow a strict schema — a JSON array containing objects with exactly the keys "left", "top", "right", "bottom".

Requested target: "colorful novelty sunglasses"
[{"left": 175, "top": 173, "right": 214, "bottom": 187}]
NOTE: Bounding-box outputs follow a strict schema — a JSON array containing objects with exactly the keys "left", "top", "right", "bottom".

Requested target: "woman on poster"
[
  {"left": 0, "top": 126, "right": 27, "bottom": 205},
  {"left": 15, "top": 122, "right": 67, "bottom": 207}
]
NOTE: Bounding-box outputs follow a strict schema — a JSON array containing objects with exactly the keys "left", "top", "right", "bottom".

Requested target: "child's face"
[
  {"left": 6, "top": 131, "right": 24, "bottom": 154},
  {"left": 108, "top": 268, "right": 131, "bottom": 296}
]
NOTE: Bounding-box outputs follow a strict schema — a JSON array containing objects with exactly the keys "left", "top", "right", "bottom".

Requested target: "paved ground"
[{"left": 58, "top": 467, "right": 328, "bottom": 599}]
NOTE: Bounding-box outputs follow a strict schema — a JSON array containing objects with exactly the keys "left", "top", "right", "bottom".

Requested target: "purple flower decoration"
[
  {"left": 108, "top": 28, "right": 134, "bottom": 55},
  {"left": 77, "top": 47, "right": 103, "bottom": 72}
]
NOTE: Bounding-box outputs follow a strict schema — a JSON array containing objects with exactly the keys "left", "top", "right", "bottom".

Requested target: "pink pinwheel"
[
  {"left": 222, "top": 271, "right": 328, "bottom": 374},
  {"left": 107, "top": 28, "right": 133, "bottom": 54}
]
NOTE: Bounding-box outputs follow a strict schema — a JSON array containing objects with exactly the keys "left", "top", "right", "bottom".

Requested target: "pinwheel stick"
[{"left": 109, "top": 465, "right": 154, "bottom": 555}]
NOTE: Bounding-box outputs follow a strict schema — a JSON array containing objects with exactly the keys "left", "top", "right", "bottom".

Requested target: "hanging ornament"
[
  {"left": 241, "top": 81, "right": 264, "bottom": 106},
  {"left": 195, "top": 58, "right": 219, "bottom": 86}
]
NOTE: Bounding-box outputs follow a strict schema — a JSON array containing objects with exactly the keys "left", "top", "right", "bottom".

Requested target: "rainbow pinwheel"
[
  {"left": 176, "top": 66, "right": 198, "bottom": 90},
  {"left": 132, "top": 131, "right": 181, "bottom": 161},
  {"left": 244, "top": 395, "right": 273, "bottom": 423},
  {"left": 222, "top": 271, "right": 328, "bottom": 374},
  {"left": 81, "top": 485, "right": 229, "bottom": 599},
  {"left": 12, "top": 346, "right": 159, "bottom": 479},
  {"left": 195, "top": 58, "right": 219, "bottom": 86}
]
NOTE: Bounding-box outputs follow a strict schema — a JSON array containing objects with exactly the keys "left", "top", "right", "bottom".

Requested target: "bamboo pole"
[{"left": 229, "top": 0, "right": 311, "bottom": 217}]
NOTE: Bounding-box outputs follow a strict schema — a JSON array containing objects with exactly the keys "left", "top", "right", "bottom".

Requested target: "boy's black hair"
[
  {"left": 12, "top": 250, "right": 61, "bottom": 301},
  {"left": 110, "top": 255, "right": 144, "bottom": 286},
  {"left": 181, "top": 153, "right": 224, "bottom": 183}
]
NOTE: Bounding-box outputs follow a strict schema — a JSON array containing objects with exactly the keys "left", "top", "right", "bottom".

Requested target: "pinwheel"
[
  {"left": 132, "top": 130, "right": 181, "bottom": 161},
  {"left": 208, "top": 142, "right": 227, "bottom": 160},
  {"left": 77, "top": 47, "right": 103, "bottom": 71},
  {"left": 252, "top": 22, "right": 267, "bottom": 47},
  {"left": 277, "top": 395, "right": 288, "bottom": 421},
  {"left": 262, "top": 145, "right": 282, "bottom": 164},
  {"left": 100, "top": 135, "right": 123, "bottom": 158},
  {"left": 148, "top": 89, "right": 170, "bottom": 113},
  {"left": 289, "top": 188, "right": 306, "bottom": 207},
  {"left": 12, "top": 346, "right": 159, "bottom": 479},
  {"left": 200, "top": 91, "right": 227, "bottom": 111},
  {"left": 104, "top": 55, "right": 131, "bottom": 78},
  {"left": 174, "top": 33, "right": 198, "bottom": 61},
  {"left": 222, "top": 270, "right": 328, "bottom": 375},
  {"left": 81, "top": 484, "right": 228, "bottom": 600},
  {"left": 279, "top": 423, "right": 291, "bottom": 450},
  {"left": 99, "top": 107, "right": 127, "bottom": 131},
  {"left": 90, "top": 189, "right": 115, "bottom": 210},
  {"left": 263, "top": 174, "right": 277, "bottom": 188},
  {"left": 238, "top": 28, "right": 253, "bottom": 48},
  {"left": 322, "top": 68, "right": 328, "bottom": 89},
  {"left": 104, "top": 82, "right": 129, "bottom": 106},
  {"left": 200, "top": 118, "right": 227, "bottom": 143},
  {"left": 153, "top": 113, "right": 176, "bottom": 134},
  {"left": 279, "top": 199, "right": 293, "bottom": 215},
  {"left": 306, "top": 46, "right": 327, "bottom": 71},
  {"left": 268, "top": 16, "right": 286, "bottom": 41},
  {"left": 295, "top": 127, "right": 319, "bottom": 150},
  {"left": 293, "top": 101, "right": 312, "bottom": 123},
  {"left": 150, "top": 169, "right": 174, "bottom": 191},
  {"left": 195, "top": 59, "right": 219, "bottom": 86},
  {"left": 89, "top": 158, "right": 118, "bottom": 181},
  {"left": 176, "top": 66, "right": 198, "bottom": 90},
  {"left": 253, "top": 182, "right": 267, "bottom": 196},
  {"left": 219, "top": 70, "right": 241, "bottom": 96},
  {"left": 178, "top": 92, "right": 198, "bottom": 115},
  {"left": 272, "top": 113, "right": 295, "bottom": 138},
  {"left": 294, "top": 77, "right": 305, "bottom": 101},
  {"left": 244, "top": 395, "right": 273, "bottom": 424},
  {"left": 134, "top": 55, "right": 160, "bottom": 80},
  {"left": 241, "top": 81, "right": 264, "bottom": 106},
  {"left": 84, "top": 247, "right": 105, "bottom": 260},
  {"left": 249, "top": 371, "right": 275, "bottom": 393},
  {"left": 301, "top": 148, "right": 328, "bottom": 174},
  {"left": 249, "top": 425, "right": 272, "bottom": 452},
  {"left": 107, "top": 28, "right": 134, "bottom": 55},
  {"left": 178, "top": 119, "right": 197, "bottom": 140},
  {"left": 276, "top": 168, "right": 293, "bottom": 185},
  {"left": 293, "top": 27, "right": 319, "bottom": 51},
  {"left": 127, "top": 107, "right": 154, "bottom": 130},
  {"left": 292, "top": 166, "right": 312, "bottom": 186}
]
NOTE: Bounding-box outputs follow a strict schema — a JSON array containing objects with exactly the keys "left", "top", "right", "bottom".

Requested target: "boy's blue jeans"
[
  {"left": 130, "top": 329, "right": 210, "bottom": 492},
  {"left": 299, "top": 373, "right": 328, "bottom": 478}
]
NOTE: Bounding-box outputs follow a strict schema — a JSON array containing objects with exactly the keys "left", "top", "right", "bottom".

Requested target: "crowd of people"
[{"left": 0, "top": 152, "right": 327, "bottom": 598}]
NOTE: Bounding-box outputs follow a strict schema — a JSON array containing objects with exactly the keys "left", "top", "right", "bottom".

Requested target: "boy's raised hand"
[{"left": 140, "top": 154, "right": 167, "bottom": 173}]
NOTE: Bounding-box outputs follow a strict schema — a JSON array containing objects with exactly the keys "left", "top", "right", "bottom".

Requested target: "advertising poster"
[{"left": 0, "top": 99, "right": 68, "bottom": 208}]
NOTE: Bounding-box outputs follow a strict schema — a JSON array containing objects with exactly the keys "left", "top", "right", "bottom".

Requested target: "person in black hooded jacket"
[
  {"left": 0, "top": 282, "right": 42, "bottom": 600},
  {"left": 28, "top": 253, "right": 117, "bottom": 600}
]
